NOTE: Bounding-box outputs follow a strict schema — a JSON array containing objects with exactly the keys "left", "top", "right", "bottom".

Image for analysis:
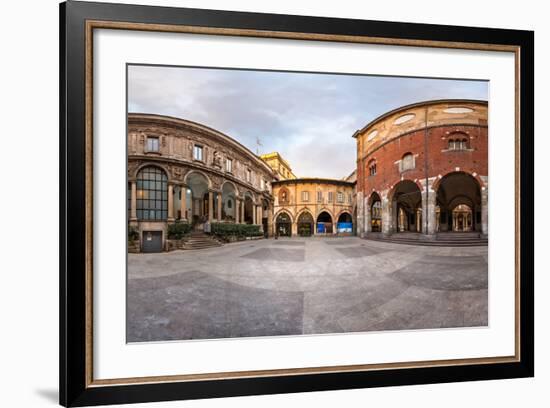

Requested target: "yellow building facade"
[
  {"left": 272, "top": 178, "right": 356, "bottom": 237},
  {"left": 260, "top": 152, "right": 296, "bottom": 180}
]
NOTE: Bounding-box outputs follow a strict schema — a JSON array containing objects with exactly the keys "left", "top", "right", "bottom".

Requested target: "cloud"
[{"left": 128, "top": 65, "right": 488, "bottom": 178}]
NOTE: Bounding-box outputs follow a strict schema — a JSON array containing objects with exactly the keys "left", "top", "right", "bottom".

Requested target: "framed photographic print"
[{"left": 59, "top": 0, "right": 534, "bottom": 406}]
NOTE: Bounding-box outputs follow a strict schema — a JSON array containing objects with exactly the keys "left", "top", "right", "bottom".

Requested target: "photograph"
[{"left": 126, "top": 65, "right": 489, "bottom": 342}]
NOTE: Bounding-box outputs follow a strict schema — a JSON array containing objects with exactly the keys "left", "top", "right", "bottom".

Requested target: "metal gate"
[{"left": 142, "top": 231, "right": 163, "bottom": 253}]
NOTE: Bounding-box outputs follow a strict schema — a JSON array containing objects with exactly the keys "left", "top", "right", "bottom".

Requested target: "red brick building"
[{"left": 354, "top": 99, "right": 488, "bottom": 238}]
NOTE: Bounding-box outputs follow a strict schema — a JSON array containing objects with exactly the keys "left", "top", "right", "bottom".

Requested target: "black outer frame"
[{"left": 59, "top": 0, "right": 534, "bottom": 406}]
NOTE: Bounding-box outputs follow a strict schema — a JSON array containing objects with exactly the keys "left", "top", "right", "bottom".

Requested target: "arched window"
[
  {"left": 448, "top": 134, "right": 469, "bottom": 150},
  {"left": 367, "top": 159, "right": 377, "bottom": 176},
  {"left": 401, "top": 153, "right": 414, "bottom": 171},
  {"left": 136, "top": 166, "right": 168, "bottom": 220}
]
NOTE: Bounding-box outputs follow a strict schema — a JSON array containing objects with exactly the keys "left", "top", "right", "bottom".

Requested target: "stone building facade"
[
  {"left": 260, "top": 152, "right": 296, "bottom": 180},
  {"left": 354, "top": 99, "right": 488, "bottom": 238},
  {"left": 272, "top": 179, "right": 355, "bottom": 237},
  {"left": 128, "top": 114, "right": 275, "bottom": 251}
]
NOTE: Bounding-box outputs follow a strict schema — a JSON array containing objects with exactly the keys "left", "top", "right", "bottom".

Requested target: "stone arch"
[
  {"left": 387, "top": 179, "right": 423, "bottom": 202},
  {"left": 274, "top": 209, "right": 293, "bottom": 237},
  {"left": 367, "top": 191, "right": 383, "bottom": 232},
  {"left": 316, "top": 208, "right": 334, "bottom": 222},
  {"left": 184, "top": 169, "right": 212, "bottom": 189},
  {"left": 389, "top": 179, "right": 423, "bottom": 233},
  {"left": 221, "top": 180, "right": 238, "bottom": 221},
  {"left": 432, "top": 170, "right": 484, "bottom": 192},
  {"left": 316, "top": 209, "right": 334, "bottom": 234},
  {"left": 242, "top": 190, "right": 255, "bottom": 224},
  {"left": 296, "top": 209, "right": 315, "bottom": 237},
  {"left": 273, "top": 208, "right": 294, "bottom": 224},
  {"left": 336, "top": 209, "right": 353, "bottom": 223},
  {"left": 132, "top": 162, "right": 171, "bottom": 182},
  {"left": 435, "top": 171, "right": 483, "bottom": 233}
]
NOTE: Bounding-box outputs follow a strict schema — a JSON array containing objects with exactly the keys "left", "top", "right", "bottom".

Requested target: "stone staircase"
[
  {"left": 184, "top": 232, "right": 223, "bottom": 250},
  {"left": 364, "top": 231, "right": 487, "bottom": 247}
]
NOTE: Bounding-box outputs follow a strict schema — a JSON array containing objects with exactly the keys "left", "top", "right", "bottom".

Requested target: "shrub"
[
  {"left": 128, "top": 225, "right": 139, "bottom": 242},
  {"left": 210, "top": 223, "right": 262, "bottom": 239},
  {"left": 167, "top": 221, "right": 191, "bottom": 239}
]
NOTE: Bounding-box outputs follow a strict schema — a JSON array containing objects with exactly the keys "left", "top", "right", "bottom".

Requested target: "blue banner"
[{"left": 337, "top": 222, "right": 353, "bottom": 233}]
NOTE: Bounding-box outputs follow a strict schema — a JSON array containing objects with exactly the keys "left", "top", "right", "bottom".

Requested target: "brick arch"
[
  {"left": 367, "top": 190, "right": 382, "bottom": 206},
  {"left": 432, "top": 170, "right": 484, "bottom": 192},
  {"left": 387, "top": 179, "right": 423, "bottom": 202}
]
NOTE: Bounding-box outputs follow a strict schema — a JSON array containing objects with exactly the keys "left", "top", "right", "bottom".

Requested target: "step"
[{"left": 363, "top": 236, "right": 487, "bottom": 247}]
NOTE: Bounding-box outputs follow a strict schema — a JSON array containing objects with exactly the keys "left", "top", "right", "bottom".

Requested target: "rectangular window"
[
  {"left": 337, "top": 192, "right": 344, "bottom": 203},
  {"left": 147, "top": 136, "right": 159, "bottom": 152},
  {"left": 317, "top": 191, "right": 323, "bottom": 203},
  {"left": 348, "top": 193, "right": 352, "bottom": 203},
  {"left": 328, "top": 192, "right": 334, "bottom": 203},
  {"left": 246, "top": 169, "right": 251, "bottom": 182},
  {"left": 302, "top": 191, "right": 309, "bottom": 202},
  {"left": 193, "top": 145, "right": 203, "bottom": 161},
  {"left": 226, "top": 158, "right": 232, "bottom": 173}
]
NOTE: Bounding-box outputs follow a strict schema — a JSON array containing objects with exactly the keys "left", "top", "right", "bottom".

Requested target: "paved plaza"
[{"left": 127, "top": 237, "right": 488, "bottom": 342}]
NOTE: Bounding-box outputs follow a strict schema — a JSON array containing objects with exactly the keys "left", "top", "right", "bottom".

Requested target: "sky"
[{"left": 128, "top": 65, "right": 488, "bottom": 179}]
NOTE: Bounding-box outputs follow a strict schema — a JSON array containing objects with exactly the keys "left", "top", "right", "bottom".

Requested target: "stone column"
[
  {"left": 481, "top": 186, "right": 489, "bottom": 237},
  {"left": 421, "top": 188, "right": 437, "bottom": 237},
  {"left": 240, "top": 198, "right": 245, "bottom": 224},
  {"left": 130, "top": 181, "right": 137, "bottom": 223},
  {"left": 364, "top": 196, "right": 372, "bottom": 235},
  {"left": 381, "top": 194, "right": 392, "bottom": 236},
  {"left": 257, "top": 205, "right": 264, "bottom": 232},
  {"left": 217, "top": 192, "right": 222, "bottom": 221},
  {"left": 180, "top": 185, "right": 187, "bottom": 221},
  {"left": 208, "top": 191, "right": 214, "bottom": 223},
  {"left": 167, "top": 183, "right": 175, "bottom": 222},
  {"left": 266, "top": 203, "right": 273, "bottom": 237},
  {"left": 252, "top": 204, "right": 257, "bottom": 225},
  {"left": 356, "top": 191, "right": 364, "bottom": 237}
]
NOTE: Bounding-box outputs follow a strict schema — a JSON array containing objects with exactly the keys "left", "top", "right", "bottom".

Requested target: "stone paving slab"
[{"left": 127, "top": 237, "right": 488, "bottom": 342}]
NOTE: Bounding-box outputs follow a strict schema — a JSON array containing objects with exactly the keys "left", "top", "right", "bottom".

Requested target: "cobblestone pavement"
[{"left": 127, "top": 237, "right": 488, "bottom": 342}]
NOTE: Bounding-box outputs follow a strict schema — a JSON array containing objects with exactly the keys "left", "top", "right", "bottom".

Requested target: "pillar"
[
  {"left": 252, "top": 204, "right": 257, "bottom": 225},
  {"left": 180, "top": 185, "right": 187, "bottom": 221},
  {"left": 208, "top": 191, "right": 213, "bottom": 223},
  {"left": 364, "top": 196, "right": 372, "bottom": 235},
  {"left": 240, "top": 198, "right": 245, "bottom": 224},
  {"left": 167, "top": 183, "right": 175, "bottom": 222},
  {"left": 356, "top": 191, "right": 364, "bottom": 237},
  {"left": 130, "top": 181, "right": 137, "bottom": 223},
  {"left": 257, "top": 205, "right": 263, "bottom": 232},
  {"left": 266, "top": 203, "right": 273, "bottom": 237},
  {"left": 217, "top": 192, "right": 222, "bottom": 221},
  {"left": 381, "top": 194, "right": 392, "bottom": 236},
  {"left": 422, "top": 188, "right": 437, "bottom": 236},
  {"left": 481, "top": 186, "right": 488, "bottom": 237}
]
